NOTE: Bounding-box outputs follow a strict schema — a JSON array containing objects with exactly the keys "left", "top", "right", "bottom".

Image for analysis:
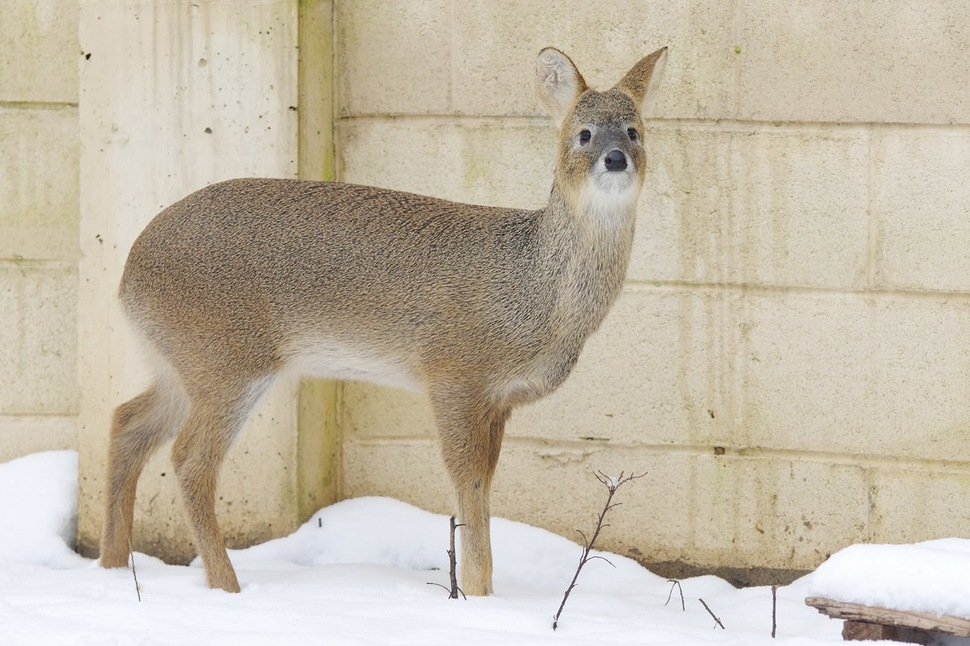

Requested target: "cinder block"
[
  {"left": 739, "top": 1, "right": 970, "bottom": 123},
  {"left": 689, "top": 455, "right": 868, "bottom": 571},
  {"left": 740, "top": 292, "right": 970, "bottom": 463},
  {"left": 510, "top": 285, "right": 970, "bottom": 466},
  {"left": 452, "top": 0, "right": 735, "bottom": 119},
  {"left": 341, "top": 437, "right": 453, "bottom": 513},
  {"left": 337, "top": 119, "right": 552, "bottom": 207},
  {"left": 0, "top": 416, "right": 76, "bottom": 462},
  {"left": 0, "top": 263, "right": 78, "bottom": 415},
  {"left": 0, "top": 0, "right": 79, "bottom": 103},
  {"left": 0, "top": 107, "right": 79, "bottom": 262},
  {"left": 633, "top": 125, "right": 870, "bottom": 290},
  {"left": 341, "top": 384, "right": 434, "bottom": 440},
  {"left": 490, "top": 443, "right": 697, "bottom": 565},
  {"left": 336, "top": 1, "right": 451, "bottom": 116},
  {"left": 874, "top": 131, "right": 970, "bottom": 292},
  {"left": 869, "top": 466, "right": 970, "bottom": 542}
]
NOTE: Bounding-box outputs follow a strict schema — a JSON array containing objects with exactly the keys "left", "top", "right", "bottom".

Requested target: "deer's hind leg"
[
  {"left": 102, "top": 376, "right": 187, "bottom": 568},
  {"left": 432, "top": 387, "right": 510, "bottom": 596},
  {"left": 170, "top": 377, "right": 273, "bottom": 593}
]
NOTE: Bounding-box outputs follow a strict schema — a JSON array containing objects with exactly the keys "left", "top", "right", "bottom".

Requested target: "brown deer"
[{"left": 100, "top": 46, "right": 668, "bottom": 596}]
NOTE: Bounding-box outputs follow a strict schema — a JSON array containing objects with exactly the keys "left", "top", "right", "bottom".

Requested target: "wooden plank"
[{"left": 806, "top": 596, "right": 970, "bottom": 637}]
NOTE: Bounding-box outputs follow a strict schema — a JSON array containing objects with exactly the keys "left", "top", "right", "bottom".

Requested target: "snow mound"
[
  {"left": 808, "top": 539, "right": 970, "bottom": 619},
  {"left": 0, "top": 450, "right": 82, "bottom": 567},
  {"left": 230, "top": 497, "right": 450, "bottom": 571},
  {"left": 230, "top": 496, "right": 674, "bottom": 594}
]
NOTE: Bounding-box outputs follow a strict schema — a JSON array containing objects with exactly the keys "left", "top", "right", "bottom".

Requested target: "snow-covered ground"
[{"left": 0, "top": 450, "right": 966, "bottom": 645}]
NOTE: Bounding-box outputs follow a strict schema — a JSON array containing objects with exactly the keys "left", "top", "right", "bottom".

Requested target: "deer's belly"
[{"left": 284, "top": 340, "right": 422, "bottom": 392}]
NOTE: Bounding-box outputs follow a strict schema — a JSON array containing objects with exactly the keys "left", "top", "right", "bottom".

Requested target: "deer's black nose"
[{"left": 604, "top": 150, "right": 627, "bottom": 171}]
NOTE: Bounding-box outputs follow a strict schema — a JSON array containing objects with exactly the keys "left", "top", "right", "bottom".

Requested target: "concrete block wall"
[
  {"left": 335, "top": 1, "right": 970, "bottom": 581},
  {"left": 0, "top": 1, "right": 80, "bottom": 458}
]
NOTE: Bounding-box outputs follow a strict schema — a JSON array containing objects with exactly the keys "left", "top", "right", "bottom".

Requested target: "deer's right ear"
[{"left": 536, "top": 48, "right": 588, "bottom": 127}]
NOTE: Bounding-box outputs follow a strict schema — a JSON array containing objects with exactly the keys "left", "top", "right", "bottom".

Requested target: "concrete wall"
[
  {"left": 5, "top": 0, "right": 970, "bottom": 583},
  {"left": 0, "top": 1, "right": 80, "bottom": 457}
]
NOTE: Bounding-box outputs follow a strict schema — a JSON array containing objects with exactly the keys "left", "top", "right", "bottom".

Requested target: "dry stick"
[
  {"left": 699, "top": 598, "right": 724, "bottom": 629},
  {"left": 447, "top": 516, "right": 464, "bottom": 600},
  {"left": 771, "top": 584, "right": 778, "bottom": 638},
  {"left": 665, "top": 579, "right": 685, "bottom": 611},
  {"left": 427, "top": 516, "right": 466, "bottom": 600},
  {"left": 128, "top": 539, "right": 142, "bottom": 602},
  {"left": 552, "top": 470, "right": 645, "bottom": 631}
]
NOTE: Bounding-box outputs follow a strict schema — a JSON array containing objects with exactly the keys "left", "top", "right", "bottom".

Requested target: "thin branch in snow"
[
  {"left": 128, "top": 539, "right": 142, "bottom": 603},
  {"left": 699, "top": 598, "right": 725, "bottom": 629},
  {"left": 552, "top": 470, "right": 645, "bottom": 630},
  {"left": 771, "top": 584, "right": 778, "bottom": 638},
  {"left": 427, "top": 516, "right": 466, "bottom": 600},
  {"left": 446, "top": 516, "right": 464, "bottom": 600},
  {"left": 665, "top": 579, "right": 685, "bottom": 611}
]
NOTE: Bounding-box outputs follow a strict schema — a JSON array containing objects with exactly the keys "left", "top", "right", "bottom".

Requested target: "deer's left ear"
[{"left": 616, "top": 47, "right": 668, "bottom": 111}]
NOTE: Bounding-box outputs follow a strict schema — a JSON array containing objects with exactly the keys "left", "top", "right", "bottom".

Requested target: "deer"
[{"left": 99, "top": 45, "right": 668, "bottom": 596}]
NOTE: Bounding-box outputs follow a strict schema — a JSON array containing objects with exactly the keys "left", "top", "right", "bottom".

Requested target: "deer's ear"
[
  {"left": 536, "top": 48, "right": 588, "bottom": 127},
  {"left": 616, "top": 47, "right": 668, "bottom": 111}
]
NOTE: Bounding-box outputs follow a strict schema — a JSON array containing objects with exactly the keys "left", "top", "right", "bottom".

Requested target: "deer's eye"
[
  {"left": 627, "top": 128, "right": 639, "bottom": 141},
  {"left": 579, "top": 129, "right": 591, "bottom": 145}
]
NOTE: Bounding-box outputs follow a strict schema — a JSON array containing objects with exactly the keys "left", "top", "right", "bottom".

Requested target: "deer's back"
[{"left": 120, "top": 178, "right": 576, "bottom": 395}]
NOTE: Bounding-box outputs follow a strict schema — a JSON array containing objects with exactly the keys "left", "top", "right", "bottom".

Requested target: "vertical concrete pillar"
[
  {"left": 76, "top": 0, "right": 337, "bottom": 562},
  {"left": 295, "top": 0, "right": 340, "bottom": 521}
]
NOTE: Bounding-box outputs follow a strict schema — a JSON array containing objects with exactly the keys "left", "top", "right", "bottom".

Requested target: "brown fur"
[{"left": 100, "top": 46, "right": 668, "bottom": 595}]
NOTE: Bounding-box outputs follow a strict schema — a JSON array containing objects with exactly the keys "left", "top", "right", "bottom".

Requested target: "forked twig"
[
  {"left": 665, "top": 579, "right": 685, "bottom": 611},
  {"left": 552, "top": 470, "right": 645, "bottom": 630}
]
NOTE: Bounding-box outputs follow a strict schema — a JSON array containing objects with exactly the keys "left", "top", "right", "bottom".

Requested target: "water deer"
[{"left": 100, "top": 46, "right": 668, "bottom": 596}]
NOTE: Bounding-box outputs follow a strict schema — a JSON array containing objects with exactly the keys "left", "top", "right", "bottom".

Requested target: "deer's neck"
[
  {"left": 541, "top": 181, "right": 639, "bottom": 336},
  {"left": 547, "top": 180, "right": 638, "bottom": 267}
]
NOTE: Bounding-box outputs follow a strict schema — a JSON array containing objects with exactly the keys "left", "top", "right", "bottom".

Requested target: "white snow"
[
  {"left": 808, "top": 539, "right": 970, "bottom": 618},
  {"left": 0, "top": 450, "right": 964, "bottom": 644}
]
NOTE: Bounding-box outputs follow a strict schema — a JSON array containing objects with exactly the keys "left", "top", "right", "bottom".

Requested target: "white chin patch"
[{"left": 581, "top": 171, "right": 640, "bottom": 220}]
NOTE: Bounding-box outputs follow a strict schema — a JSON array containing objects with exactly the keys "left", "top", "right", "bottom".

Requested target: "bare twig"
[
  {"left": 128, "top": 540, "right": 142, "bottom": 602},
  {"left": 771, "top": 584, "right": 778, "bottom": 638},
  {"left": 427, "top": 516, "right": 466, "bottom": 600},
  {"left": 447, "top": 516, "right": 463, "bottom": 599},
  {"left": 665, "top": 579, "right": 685, "bottom": 611},
  {"left": 552, "top": 470, "right": 645, "bottom": 630},
  {"left": 699, "top": 598, "right": 724, "bottom": 629}
]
